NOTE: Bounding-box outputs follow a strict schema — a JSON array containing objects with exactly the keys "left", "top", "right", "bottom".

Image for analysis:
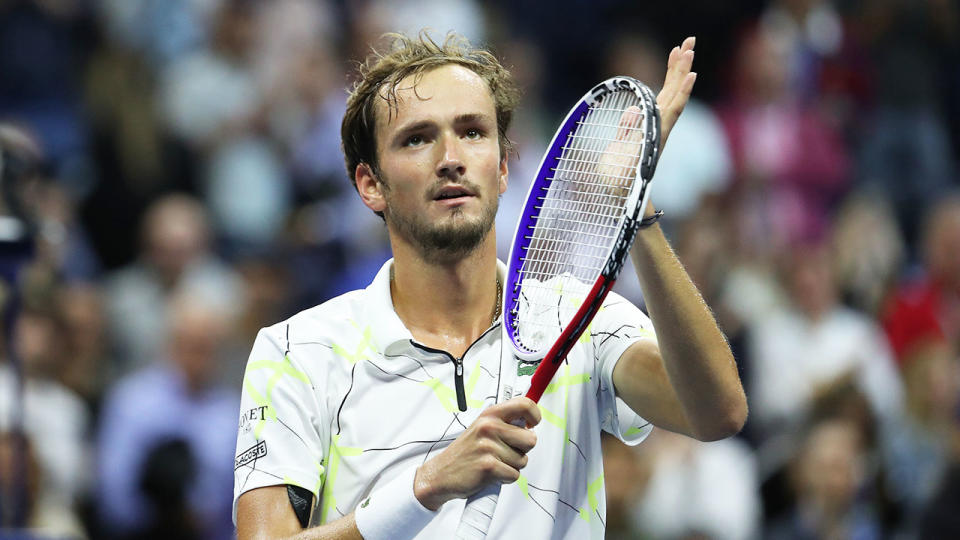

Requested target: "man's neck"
[{"left": 389, "top": 234, "right": 500, "bottom": 358}]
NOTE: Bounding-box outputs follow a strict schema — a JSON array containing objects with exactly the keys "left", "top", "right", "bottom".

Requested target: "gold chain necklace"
[{"left": 492, "top": 276, "right": 502, "bottom": 326}]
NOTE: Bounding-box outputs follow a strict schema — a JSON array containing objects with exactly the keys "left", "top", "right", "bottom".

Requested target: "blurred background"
[{"left": 0, "top": 0, "right": 957, "bottom": 538}]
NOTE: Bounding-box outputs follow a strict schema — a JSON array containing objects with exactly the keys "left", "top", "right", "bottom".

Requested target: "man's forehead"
[{"left": 374, "top": 64, "right": 494, "bottom": 128}]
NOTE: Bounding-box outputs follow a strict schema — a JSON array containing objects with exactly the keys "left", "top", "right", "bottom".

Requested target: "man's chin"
[
  {"left": 386, "top": 197, "right": 498, "bottom": 264},
  {"left": 420, "top": 223, "right": 490, "bottom": 259},
  {"left": 392, "top": 217, "right": 492, "bottom": 263}
]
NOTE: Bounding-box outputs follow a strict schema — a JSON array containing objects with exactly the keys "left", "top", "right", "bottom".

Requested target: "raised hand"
[
  {"left": 657, "top": 36, "right": 697, "bottom": 147},
  {"left": 414, "top": 397, "right": 541, "bottom": 510},
  {"left": 596, "top": 105, "right": 646, "bottom": 199}
]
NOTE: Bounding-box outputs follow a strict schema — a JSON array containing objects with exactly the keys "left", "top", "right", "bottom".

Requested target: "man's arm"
[
  {"left": 612, "top": 37, "right": 747, "bottom": 441},
  {"left": 614, "top": 220, "right": 747, "bottom": 441},
  {"left": 237, "top": 486, "right": 362, "bottom": 540}
]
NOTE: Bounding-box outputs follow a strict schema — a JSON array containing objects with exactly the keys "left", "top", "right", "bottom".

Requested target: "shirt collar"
[{"left": 363, "top": 258, "right": 507, "bottom": 355}]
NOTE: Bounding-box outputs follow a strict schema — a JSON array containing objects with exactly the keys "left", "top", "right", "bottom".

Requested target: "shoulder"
[
  {"left": 249, "top": 288, "right": 380, "bottom": 376},
  {"left": 263, "top": 289, "right": 370, "bottom": 344}
]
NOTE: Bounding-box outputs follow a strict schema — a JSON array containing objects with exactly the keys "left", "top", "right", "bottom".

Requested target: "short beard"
[{"left": 384, "top": 183, "right": 498, "bottom": 265}]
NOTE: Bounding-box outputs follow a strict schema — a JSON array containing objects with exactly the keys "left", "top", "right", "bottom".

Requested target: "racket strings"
[{"left": 515, "top": 88, "right": 649, "bottom": 351}]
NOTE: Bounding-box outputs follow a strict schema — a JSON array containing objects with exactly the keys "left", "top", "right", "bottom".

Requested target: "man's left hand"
[{"left": 656, "top": 36, "right": 697, "bottom": 147}]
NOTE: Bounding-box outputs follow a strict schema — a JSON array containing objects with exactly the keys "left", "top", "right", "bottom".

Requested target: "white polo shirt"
[{"left": 233, "top": 259, "right": 656, "bottom": 539}]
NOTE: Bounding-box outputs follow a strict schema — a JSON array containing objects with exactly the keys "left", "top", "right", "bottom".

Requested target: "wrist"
[
  {"left": 413, "top": 463, "right": 446, "bottom": 511},
  {"left": 355, "top": 466, "right": 439, "bottom": 540},
  {"left": 637, "top": 209, "right": 664, "bottom": 229}
]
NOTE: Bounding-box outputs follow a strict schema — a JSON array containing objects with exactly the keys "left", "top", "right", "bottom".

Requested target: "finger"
[
  {"left": 663, "top": 40, "right": 693, "bottom": 93},
  {"left": 666, "top": 45, "right": 680, "bottom": 72},
  {"left": 661, "top": 47, "right": 683, "bottom": 101},
  {"left": 660, "top": 72, "right": 697, "bottom": 146},
  {"left": 485, "top": 456, "right": 522, "bottom": 485},
  {"left": 666, "top": 72, "right": 697, "bottom": 116},
  {"left": 660, "top": 38, "right": 696, "bottom": 108},
  {"left": 485, "top": 397, "right": 541, "bottom": 427},
  {"left": 492, "top": 442, "right": 530, "bottom": 472},
  {"left": 616, "top": 106, "right": 644, "bottom": 142},
  {"left": 499, "top": 423, "right": 538, "bottom": 454},
  {"left": 660, "top": 49, "right": 694, "bottom": 104}
]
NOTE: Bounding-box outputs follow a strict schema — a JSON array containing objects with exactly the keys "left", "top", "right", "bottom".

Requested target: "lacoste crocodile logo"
[{"left": 517, "top": 361, "right": 538, "bottom": 376}]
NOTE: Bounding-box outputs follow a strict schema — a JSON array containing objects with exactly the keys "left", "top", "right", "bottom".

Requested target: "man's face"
[{"left": 366, "top": 64, "right": 507, "bottom": 263}]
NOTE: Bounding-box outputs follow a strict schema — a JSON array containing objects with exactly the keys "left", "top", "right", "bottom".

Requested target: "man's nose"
[{"left": 436, "top": 135, "right": 466, "bottom": 179}]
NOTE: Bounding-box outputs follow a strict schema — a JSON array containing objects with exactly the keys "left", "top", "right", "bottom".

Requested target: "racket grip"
[{"left": 455, "top": 484, "right": 501, "bottom": 539}]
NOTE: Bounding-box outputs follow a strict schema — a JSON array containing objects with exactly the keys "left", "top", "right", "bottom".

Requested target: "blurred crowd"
[{"left": 0, "top": 0, "right": 958, "bottom": 538}]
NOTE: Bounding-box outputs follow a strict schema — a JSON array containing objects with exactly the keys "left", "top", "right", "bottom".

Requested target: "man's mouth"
[{"left": 433, "top": 185, "right": 475, "bottom": 201}]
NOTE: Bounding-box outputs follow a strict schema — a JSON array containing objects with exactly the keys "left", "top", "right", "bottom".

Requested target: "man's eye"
[
  {"left": 405, "top": 134, "right": 425, "bottom": 146},
  {"left": 465, "top": 129, "right": 482, "bottom": 139}
]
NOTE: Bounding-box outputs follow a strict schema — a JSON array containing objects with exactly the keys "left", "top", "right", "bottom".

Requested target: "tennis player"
[{"left": 234, "top": 32, "right": 746, "bottom": 539}]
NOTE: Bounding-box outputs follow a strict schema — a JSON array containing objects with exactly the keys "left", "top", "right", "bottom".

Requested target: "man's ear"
[
  {"left": 498, "top": 157, "right": 508, "bottom": 195},
  {"left": 355, "top": 163, "right": 387, "bottom": 213}
]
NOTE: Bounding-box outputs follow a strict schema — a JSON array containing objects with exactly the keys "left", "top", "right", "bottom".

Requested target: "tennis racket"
[{"left": 455, "top": 76, "right": 662, "bottom": 539}]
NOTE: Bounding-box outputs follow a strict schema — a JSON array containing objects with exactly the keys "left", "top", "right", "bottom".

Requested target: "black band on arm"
[{"left": 287, "top": 484, "right": 313, "bottom": 528}]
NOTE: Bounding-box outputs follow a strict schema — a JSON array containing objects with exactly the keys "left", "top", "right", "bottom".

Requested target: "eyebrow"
[{"left": 392, "top": 113, "right": 495, "bottom": 140}]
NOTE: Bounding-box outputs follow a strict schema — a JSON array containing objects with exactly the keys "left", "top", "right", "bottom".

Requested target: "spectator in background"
[
  {"left": 881, "top": 194, "right": 960, "bottom": 532},
  {"left": 628, "top": 429, "right": 760, "bottom": 540},
  {"left": 159, "top": 0, "right": 260, "bottom": 148},
  {"left": 256, "top": 0, "right": 344, "bottom": 199},
  {"left": 759, "top": 0, "right": 846, "bottom": 104},
  {"left": 713, "top": 21, "right": 852, "bottom": 351},
  {"left": 882, "top": 334, "right": 959, "bottom": 535},
  {"left": 831, "top": 191, "right": 905, "bottom": 317},
  {"left": 0, "top": 0, "right": 94, "bottom": 200},
  {"left": 30, "top": 181, "right": 101, "bottom": 282},
  {"left": 221, "top": 253, "right": 293, "bottom": 389},
  {"left": 746, "top": 235, "right": 903, "bottom": 462},
  {"left": 0, "top": 431, "right": 40, "bottom": 531},
  {"left": 856, "top": 0, "right": 958, "bottom": 249},
  {"left": 105, "top": 193, "right": 242, "bottom": 377},
  {"left": 97, "top": 294, "right": 237, "bottom": 540},
  {"left": 0, "top": 299, "right": 89, "bottom": 538},
  {"left": 95, "top": 0, "right": 222, "bottom": 69},
  {"left": 718, "top": 23, "right": 851, "bottom": 258},
  {"left": 160, "top": 0, "right": 290, "bottom": 252},
  {"left": 768, "top": 416, "right": 882, "bottom": 540},
  {"left": 0, "top": 124, "right": 101, "bottom": 285},
  {"left": 883, "top": 194, "right": 960, "bottom": 357},
  {"left": 57, "top": 283, "right": 110, "bottom": 408}
]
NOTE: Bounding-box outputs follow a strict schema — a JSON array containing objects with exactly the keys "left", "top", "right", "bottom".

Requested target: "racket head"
[{"left": 503, "top": 76, "right": 661, "bottom": 361}]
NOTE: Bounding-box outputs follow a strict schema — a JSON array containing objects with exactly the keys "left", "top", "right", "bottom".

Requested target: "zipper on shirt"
[
  {"left": 409, "top": 324, "right": 499, "bottom": 413},
  {"left": 452, "top": 356, "right": 467, "bottom": 412}
]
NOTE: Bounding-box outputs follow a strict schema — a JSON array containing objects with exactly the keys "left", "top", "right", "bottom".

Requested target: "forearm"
[
  {"left": 285, "top": 515, "right": 363, "bottom": 540},
  {"left": 628, "top": 215, "right": 747, "bottom": 440}
]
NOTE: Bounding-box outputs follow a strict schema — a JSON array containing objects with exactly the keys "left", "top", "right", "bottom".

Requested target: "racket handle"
[{"left": 455, "top": 484, "right": 501, "bottom": 539}]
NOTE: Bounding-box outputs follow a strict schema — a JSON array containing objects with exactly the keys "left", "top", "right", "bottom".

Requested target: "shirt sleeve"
[
  {"left": 592, "top": 291, "right": 657, "bottom": 445},
  {"left": 233, "top": 325, "right": 328, "bottom": 523}
]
